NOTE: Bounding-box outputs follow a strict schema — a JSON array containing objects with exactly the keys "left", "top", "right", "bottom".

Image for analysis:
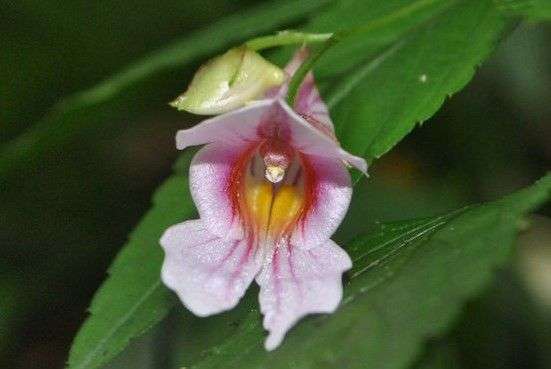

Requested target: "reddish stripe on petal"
[
  {"left": 226, "top": 143, "right": 259, "bottom": 232},
  {"left": 294, "top": 153, "right": 319, "bottom": 237}
]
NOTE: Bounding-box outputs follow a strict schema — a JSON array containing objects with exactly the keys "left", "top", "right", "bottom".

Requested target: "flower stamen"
[
  {"left": 259, "top": 138, "right": 294, "bottom": 184},
  {"left": 265, "top": 165, "right": 285, "bottom": 183}
]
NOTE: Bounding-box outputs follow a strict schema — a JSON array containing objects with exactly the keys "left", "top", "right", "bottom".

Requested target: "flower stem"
[{"left": 245, "top": 31, "right": 333, "bottom": 51}]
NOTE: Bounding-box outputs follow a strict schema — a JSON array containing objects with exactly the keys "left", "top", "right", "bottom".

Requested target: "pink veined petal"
[
  {"left": 190, "top": 142, "right": 248, "bottom": 240},
  {"left": 292, "top": 154, "right": 352, "bottom": 249},
  {"left": 274, "top": 100, "right": 368, "bottom": 175},
  {"left": 283, "top": 47, "right": 308, "bottom": 77},
  {"left": 176, "top": 97, "right": 367, "bottom": 175},
  {"left": 160, "top": 219, "right": 263, "bottom": 317},
  {"left": 339, "top": 147, "right": 369, "bottom": 175},
  {"left": 293, "top": 73, "right": 333, "bottom": 133},
  {"left": 267, "top": 48, "right": 334, "bottom": 133},
  {"left": 175, "top": 100, "right": 273, "bottom": 150},
  {"left": 278, "top": 49, "right": 367, "bottom": 173},
  {"left": 256, "top": 239, "right": 352, "bottom": 350}
]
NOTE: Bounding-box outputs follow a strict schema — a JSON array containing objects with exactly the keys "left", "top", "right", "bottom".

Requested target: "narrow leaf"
[{"left": 66, "top": 153, "right": 195, "bottom": 369}]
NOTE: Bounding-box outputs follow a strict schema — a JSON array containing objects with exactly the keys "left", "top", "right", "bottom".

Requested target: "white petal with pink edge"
[
  {"left": 175, "top": 98, "right": 367, "bottom": 175},
  {"left": 160, "top": 219, "right": 263, "bottom": 316},
  {"left": 190, "top": 143, "right": 248, "bottom": 240},
  {"left": 267, "top": 48, "right": 334, "bottom": 132},
  {"left": 175, "top": 100, "right": 271, "bottom": 150},
  {"left": 275, "top": 100, "right": 368, "bottom": 175},
  {"left": 256, "top": 239, "right": 352, "bottom": 350},
  {"left": 291, "top": 154, "right": 352, "bottom": 249}
]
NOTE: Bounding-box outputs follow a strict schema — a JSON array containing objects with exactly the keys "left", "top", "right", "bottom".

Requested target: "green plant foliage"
[
  {"left": 0, "top": 277, "right": 20, "bottom": 360},
  {"left": 63, "top": 1, "right": 535, "bottom": 368},
  {"left": 0, "top": 0, "right": 330, "bottom": 182},
  {"left": 175, "top": 174, "right": 550, "bottom": 369},
  {"left": 496, "top": 0, "right": 551, "bottom": 21},
  {"left": 529, "top": 0, "right": 551, "bottom": 20},
  {"left": 53, "top": 0, "right": 551, "bottom": 368},
  {"left": 409, "top": 342, "right": 462, "bottom": 369},
  {"left": 65, "top": 153, "right": 196, "bottom": 369},
  {"left": 308, "top": 0, "right": 455, "bottom": 78},
  {"left": 325, "top": 0, "right": 509, "bottom": 160}
]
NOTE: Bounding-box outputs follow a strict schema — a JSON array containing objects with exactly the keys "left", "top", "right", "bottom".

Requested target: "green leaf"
[
  {"left": 409, "top": 342, "right": 462, "bottom": 369},
  {"left": 324, "top": 0, "right": 509, "bottom": 160},
  {"left": 309, "top": 0, "right": 456, "bottom": 78},
  {"left": 496, "top": 0, "right": 551, "bottom": 21},
  {"left": 176, "top": 174, "right": 551, "bottom": 369},
  {"left": 527, "top": 0, "right": 551, "bottom": 20},
  {"left": 65, "top": 152, "right": 196, "bottom": 369},
  {"left": 0, "top": 276, "right": 20, "bottom": 362},
  {"left": 0, "top": 0, "right": 330, "bottom": 182},
  {"left": 64, "top": 1, "right": 529, "bottom": 368}
]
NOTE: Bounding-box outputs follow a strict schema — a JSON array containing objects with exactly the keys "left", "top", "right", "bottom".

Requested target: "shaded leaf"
[
  {"left": 178, "top": 174, "right": 551, "bottom": 369},
  {"left": 409, "top": 341, "right": 462, "bottom": 369},
  {"left": 309, "top": 0, "right": 455, "bottom": 78},
  {"left": 325, "top": 0, "right": 509, "bottom": 161},
  {"left": 496, "top": 0, "right": 551, "bottom": 21},
  {"left": 66, "top": 152, "right": 196, "bottom": 369},
  {"left": 0, "top": 0, "right": 330, "bottom": 182},
  {"left": 65, "top": 1, "right": 530, "bottom": 369}
]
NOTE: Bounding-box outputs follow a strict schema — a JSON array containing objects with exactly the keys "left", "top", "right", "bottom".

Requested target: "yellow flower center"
[
  {"left": 244, "top": 180, "right": 304, "bottom": 239},
  {"left": 232, "top": 139, "right": 311, "bottom": 241}
]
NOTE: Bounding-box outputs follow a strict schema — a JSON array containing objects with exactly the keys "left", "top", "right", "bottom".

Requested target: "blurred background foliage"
[{"left": 1, "top": 0, "right": 550, "bottom": 368}]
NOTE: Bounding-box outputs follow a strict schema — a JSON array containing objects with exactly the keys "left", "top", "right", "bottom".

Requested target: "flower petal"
[
  {"left": 175, "top": 100, "right": 272, "bottom": 150},
  {"left": 176, "top": 98, "right": 367, "bottom": 174},
  {"left": 294, "top": 74, "right": 334, "bottom": 132},
  {"left": 256, "top": 240, "right": 352, "bottom": 350},
  {"left": 267, "top": 48, "right": 334, "bottom": 133},
  {"left": 160, "top": 219, "right": 262, "bottom": 316},
  {"left": 274, "top": 100, "right": 368, "bottom": 175},
  {"left": 292, "top": 154, "right": 352, "bottom": 249},
  {"left": 190, "top": 143, "right": 249, "bottom": 240}
]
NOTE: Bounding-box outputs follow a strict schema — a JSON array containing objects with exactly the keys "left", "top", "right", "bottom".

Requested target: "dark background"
[{"left": 1, "top": 1, "right": 550, "bottom": 368}]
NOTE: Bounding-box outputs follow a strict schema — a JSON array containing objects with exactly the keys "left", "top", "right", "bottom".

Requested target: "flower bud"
[{"left": 170, "top": 47, "right": 285, "bottom": 115}]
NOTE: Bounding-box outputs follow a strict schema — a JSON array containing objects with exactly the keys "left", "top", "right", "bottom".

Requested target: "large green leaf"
[
  {"left": 496, "top": 0, "right": 551, "bottom": 21},
  {"left": 308, "top": 0, "right": 455, "bottom": 78},
  {"left": 65, "top": 153, "right": 196, "bottom": 369},
  {"left": 176, "top": 174, "right": 551, "bottom": 369},
  {"left": 409, "top": 342, "right": 461, "bottom": 369},
  {"left": 0, "top": 0, "right": 330, "bottom": 182},
  {"left": 324, "top": 0, "right": 509, "bottom": 160},
  {"left": 527, "top": 0, "right": 551, "bottom": 20}
]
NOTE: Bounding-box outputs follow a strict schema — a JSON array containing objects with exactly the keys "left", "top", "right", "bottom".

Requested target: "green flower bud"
[{"left": 170, "top": 47, "right": 285, "bottom": 115}]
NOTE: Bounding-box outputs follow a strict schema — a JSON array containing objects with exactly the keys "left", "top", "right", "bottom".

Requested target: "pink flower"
[{"left": 160, "top": 50, "right": 367, "bottom": 350}]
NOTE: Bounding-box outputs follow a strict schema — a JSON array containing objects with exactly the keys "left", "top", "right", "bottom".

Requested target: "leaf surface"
[
  {"left": 0, "top": 0, "right": 330, "bottom": 182},
  {"left": 323, "top": 0, "right": 508, "bottom": 160},
  {"left": 181, "top": 174, "right": 551, "bottom": 369},
  {"left": 65, "top": 1, "right": 528, "bottom": 368},
  {"left": 66, "top": 153, "right": 195, "bottom": 369},
  {"left": 496, "top": 0, "right": 551, "bottom": 21}
]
